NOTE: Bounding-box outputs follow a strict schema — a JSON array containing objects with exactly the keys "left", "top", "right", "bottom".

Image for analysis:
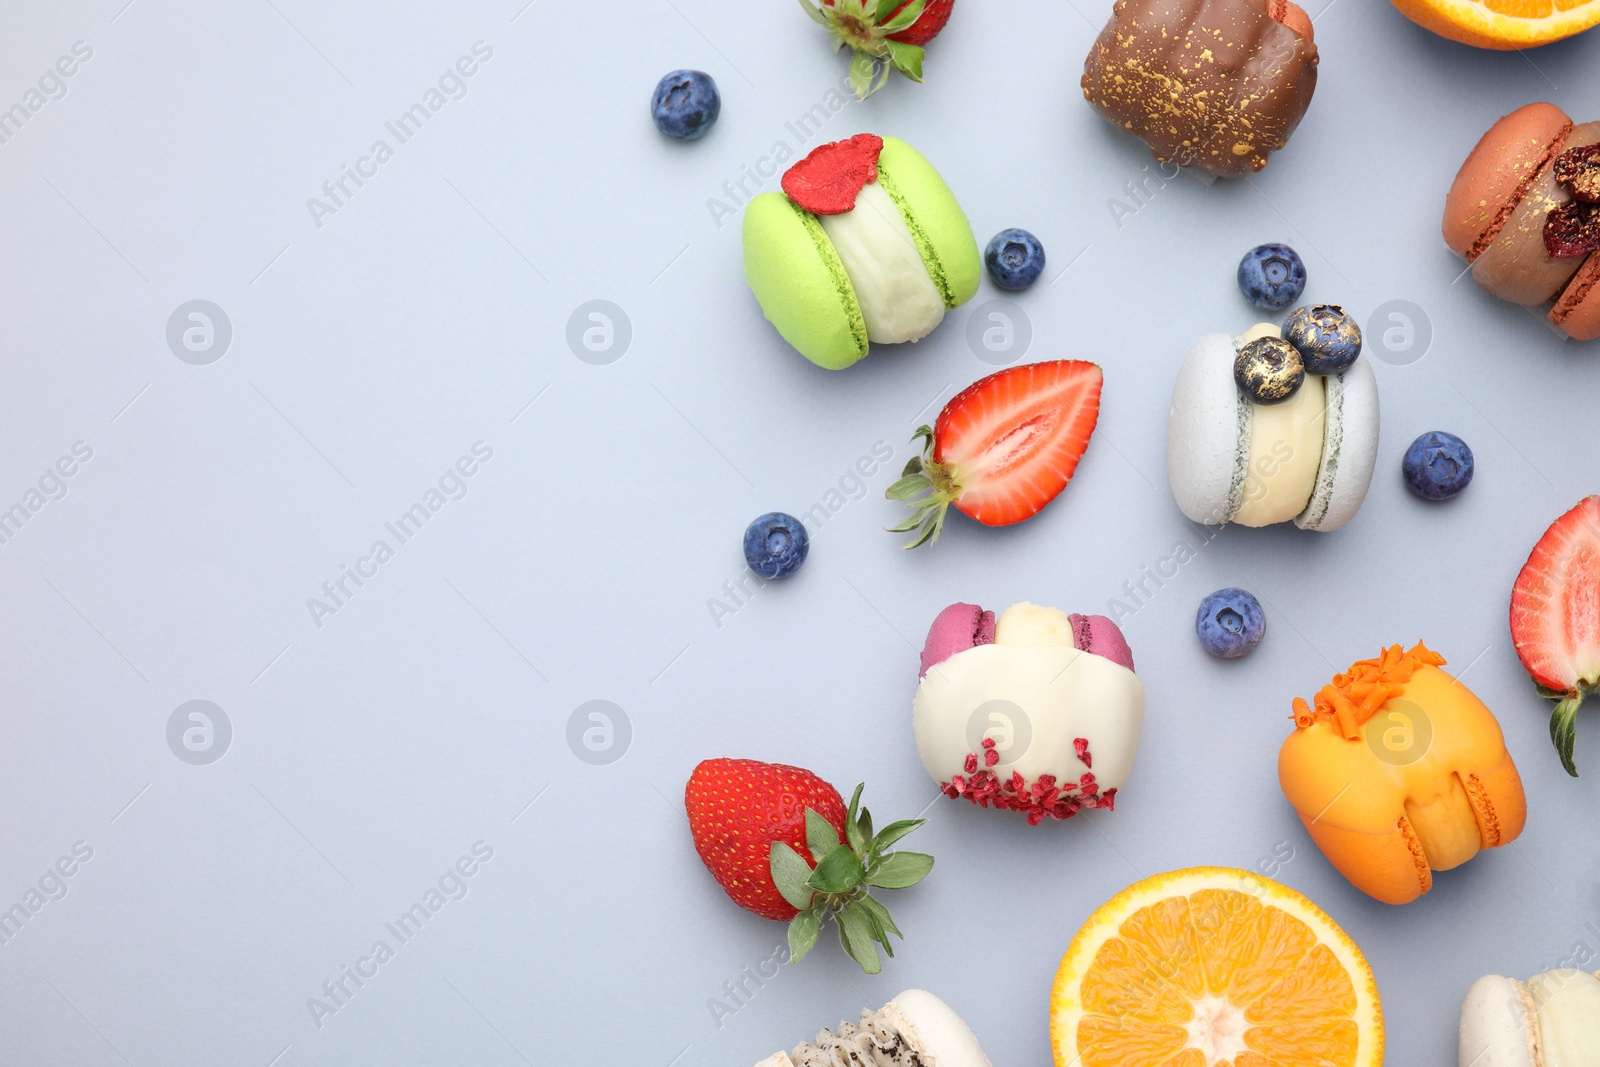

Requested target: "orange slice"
[
  {"left": 1050, "top": 868, "right": 1383, "bottom": 1067},
  {"left": 1391, "top": 0, "right": 1600, "bottom": 49}
]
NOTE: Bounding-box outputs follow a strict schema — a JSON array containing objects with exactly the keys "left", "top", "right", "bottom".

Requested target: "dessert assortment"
[
  {"left": 755, "top": 989, "right": 992, "bottom": 1067},
  {"left": 1459, "top": 969, "right": 1600, "bottom": 1065},
  {"left": 742, "top": 133, "right": 980, "bottom": 369},
  {"left": 1166, "top": 310, "right": 1380, "bottom": 531},
  {"left": 657, "top": 4, "right": 1600, "bottom": 1055},
  {"left": 1279, "top": 642, "right": 1527, "bottom": 904},
  {"left": 1445, "top": 103, "right": 1600, "bottom": 341},
  {"left": 1081, "top": 0, "right": 1319, "bottom": 178},
  {"left": 1050, "top": 868, "right": 1385, "bottom": 1066},
  {"left": 912, "top": 601, "right": 1143, "bottom": 823}
]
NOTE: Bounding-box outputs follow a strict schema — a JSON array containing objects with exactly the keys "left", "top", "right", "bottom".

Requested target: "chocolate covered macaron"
[
  {"left": 1081, "top": 0, "right": 1319, "bottom": 178},
  {"left": 1444, "top": 103, "right": 1600, "bottom": 340}
]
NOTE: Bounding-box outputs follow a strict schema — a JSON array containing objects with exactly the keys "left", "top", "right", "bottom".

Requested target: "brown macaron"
[{"left": 1443, "top": 102, "right": 1600, "bottom": 341}]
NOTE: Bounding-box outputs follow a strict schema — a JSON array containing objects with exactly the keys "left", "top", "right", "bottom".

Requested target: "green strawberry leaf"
[
  {"left": 912, "top": 424, "right": 934, "bottom": 447},
  {"left": 788, "top": 905, "right": 823, "bottom": 962},
  {"left": 855, "top": 893, "right": 901, "bottom": 944},
  {"left": 901, "top": 456, "right": 923, "bottom": 477},
  {"left": 886, "top": 474, "right": 932, "bottom": 500},
  {"left": 885, "top": 41, "right": 924, "bottom": 81},
  {"left": 874, "top": 0, "right": 904, "bottom": 20},
  {"left": 1552, "top": 694, "right": 1584, "bottom": 777},
  {"left": 855, "top": 806, "right": 873, "bottom": 848},
  {"left": 805, "top": 808, "right": 841, "bottom": 863},
  {"left": 771, "top": 842, "right": 818, "bottom": 910},
  {"left": 844, "top": 784, "right": 867, "bottom": 854},
  {"left": 902, "top": 513, "right": 943, "bottom": 550},
  {"left": 849, "top": 50, "right": 876, "bottom": 99},
  {"left": 1537, "top": 683, "right": 1572, "bottom": 699},
  {"left": 880, "top": 0, "right": 926, "bottom": 32},
  {"left": 837, "top": 903, "right": 882, "bottom": 974},
  {"left": 886, "top": 507, "right": 935, "bottom": 533},
  {"left": 797, "top": 0, "right": 832, "bottom": 26},
  {"left": 808, "top": 844, "right": 866, "bottom": 894},
  {"left": 867, "top": 850, "right": 934, "bottom": 889},
  {"left": 870, "top": 818, "right": 924, "bottom": 854}
]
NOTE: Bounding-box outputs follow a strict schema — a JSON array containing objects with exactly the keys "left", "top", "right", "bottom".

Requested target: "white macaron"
[
  {"left": 1166, "top": 323, "right": 1379, "bottom": 532},
  {"left": 757, "top": 989, "right": 992, "bottom": 1067},
  {"left": 1459, "top": 970, "right": 1600, "bottom": 1067}
]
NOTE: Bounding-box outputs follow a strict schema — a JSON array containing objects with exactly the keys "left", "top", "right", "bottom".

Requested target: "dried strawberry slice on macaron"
[{"left": 781, "top": 133, "right": 884, "bottom": 215}]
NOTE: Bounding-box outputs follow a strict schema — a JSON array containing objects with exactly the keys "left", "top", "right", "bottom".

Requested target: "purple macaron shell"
[
  {"left": 919, "top": 603, "right": 996, "bottom": 677},
  {"left": 1069, "top": 613, "right": 1136, "bottom": 672}
]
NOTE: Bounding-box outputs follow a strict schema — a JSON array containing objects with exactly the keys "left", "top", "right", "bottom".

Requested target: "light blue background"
[{"left": 0, "top": 1, "right": 1596, "bottom": 1064}]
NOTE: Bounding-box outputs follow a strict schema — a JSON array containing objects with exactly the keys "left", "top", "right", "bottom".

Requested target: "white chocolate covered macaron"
[
  {"left": 1459, "top": 969, "right": 1600, "bottom": 1066},
  {"left": 756, "top": 989, "right": 992, "bottom": 1067},
  {"left": 1166, "top": 321, "right": 1379, "bottom": 531},
  {"left": 913, "top": 602, "right": 1144, "bottom": 824}
]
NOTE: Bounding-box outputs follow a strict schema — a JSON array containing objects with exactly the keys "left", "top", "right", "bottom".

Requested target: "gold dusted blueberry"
[
  {"left": 1234, "top": 337, "right": 1305, "bottom": 404},
  {"left": 1284, "top": 304, "right": 1363, "bottom": 374}
]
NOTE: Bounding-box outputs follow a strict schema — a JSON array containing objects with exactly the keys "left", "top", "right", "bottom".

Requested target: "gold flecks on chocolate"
[{"left": 1082, "top": 0, "right": 1317, "bottom": 178}]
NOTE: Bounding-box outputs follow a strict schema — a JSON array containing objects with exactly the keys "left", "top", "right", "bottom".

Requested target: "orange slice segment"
[
  {"left": 1051, "top": 868, "right": 1383, "bottom": 1067},
  {"left": 1390, "top": 0, "right": 1600, "bottom": 48}
]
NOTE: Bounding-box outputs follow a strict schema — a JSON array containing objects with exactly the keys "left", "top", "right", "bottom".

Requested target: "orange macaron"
[{"left": 1444, "top": 102, "right": 1600, "bottom": 340}]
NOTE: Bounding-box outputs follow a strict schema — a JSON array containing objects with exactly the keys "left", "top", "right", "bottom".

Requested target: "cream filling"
[
  {"left": 1232, "top": 322, "right": 1327, "bottom": 527},
  {"left": 818, "top": 181, "right": 945, "bottom": 345},
  {"left": 1403, "top": 775, "right": 1480, "bottom": 872},
  {"left": 993, "top": 602, "right": 1075, "bottom": 649},
  {"left": 788, "top": 1006, "right": 921, "bottom": 1067},
  {"left": 1529, "top": 970, "right": 1600, "bottom": 1067}
]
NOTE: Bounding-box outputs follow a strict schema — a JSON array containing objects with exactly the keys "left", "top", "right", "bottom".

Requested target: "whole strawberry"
[
  {"left": 685, "top": 758, "right": 933, "bottom": 973},
  {"left": 1511, "top": 495, "right": 1600, "bottom": 775},
  {"left": 800, "top": 0, "right": 957, "bottom": 99}
]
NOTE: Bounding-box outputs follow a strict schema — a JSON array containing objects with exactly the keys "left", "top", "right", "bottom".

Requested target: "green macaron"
[{"left": 741, "top": 136, "right": 980, "bottom": 371}]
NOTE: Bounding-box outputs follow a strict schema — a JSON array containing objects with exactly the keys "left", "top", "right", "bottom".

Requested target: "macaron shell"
[
  {"left": 1166, "top": 333, "right": 1250, "bottom": 525},
  {"left": 1551, "top": 251, "right": 1600, "bottom": 340},
  {"left": 875, "top": 137, "right": 981, "bottom": 309},
  {"left": 741, "top": 191, "right": 868, "bottom": 370},
  {"left": 1472, "top": 121, "right": 1600, "bottom": 306},
  {"left": 1295, "top": 355, "right": 1379, "bottom": 532},
  {"left": 1444, "top": 102, "right": 1572, "bottom": 259},
  {"left": 885, "top": 990, "right": 993, "bottom": 1067},
  {"left": 1458, "top": 975, "right": 1539, "bottom": 1067}
]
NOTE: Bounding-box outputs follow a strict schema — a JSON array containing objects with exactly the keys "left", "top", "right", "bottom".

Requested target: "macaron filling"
[
  {"left": 787, "top": 1005, "right": 924, "bottom": 1067},
  {"left": 1528, "top": 970, "right": 1600, "bottom": 1063},
  {"left": 1230, "top": 324, "right": 1327, "bottom": 527},
  {"left": 818, "top": 180, "right": 947, "bottom": 344}
]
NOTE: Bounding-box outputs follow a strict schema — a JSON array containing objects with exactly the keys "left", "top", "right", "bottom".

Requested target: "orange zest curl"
[{"left": 1290, "top": 642, "right": 1448, "bottom": 740}]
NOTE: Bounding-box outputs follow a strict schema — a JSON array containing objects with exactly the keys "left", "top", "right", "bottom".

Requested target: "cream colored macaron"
[
  {"left": 1166, "top": 322, "right": 1379, "bottom": 531},
  {"left": 1459, "top": 969, "right": 1600, "bottom": 1066},
  {"left": 757, "top": 990, "right": 992, "bottom": 1067}
]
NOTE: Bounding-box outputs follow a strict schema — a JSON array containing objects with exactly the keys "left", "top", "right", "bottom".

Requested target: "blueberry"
[
  {"left": 743, "top": 512, "right": 809, "bottom": 579},
  {"left": 1237, "top": 244, "right": 1307, "bottom": 310},
  {"left": 1196, "top": 588, "right": 1266, "bottom": 659},
  {"left": 1402, "top": 431, "right": 1474, "bottom": 500},
  {"left": 651, "top": 70, "right": 720, "bottom": 140},
  {"left": 1284, "top": 304, "right": 1362, "bottom": 374},
  {"left": 984, "top": 229, "right": 1046, "bottom": 290},
  {"left": 1233, "top": 337, "right": 1305, "bottom": 405}
]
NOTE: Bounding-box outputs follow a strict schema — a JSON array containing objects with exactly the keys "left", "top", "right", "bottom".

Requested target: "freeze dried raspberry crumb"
[{"left": 1544, "top": 201, "right": 1600, "bottom": 259}]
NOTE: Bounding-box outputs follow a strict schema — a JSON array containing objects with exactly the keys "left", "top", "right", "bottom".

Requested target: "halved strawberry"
[
  {"left": 1510, "top": 495, "right": 1600, "bottom": 775},
  {"left": 886, "top": 360, "right": 1103, "bottom": 548},
  {"left": 801, "top": 0, "right": 956, "bottom": 99}
]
